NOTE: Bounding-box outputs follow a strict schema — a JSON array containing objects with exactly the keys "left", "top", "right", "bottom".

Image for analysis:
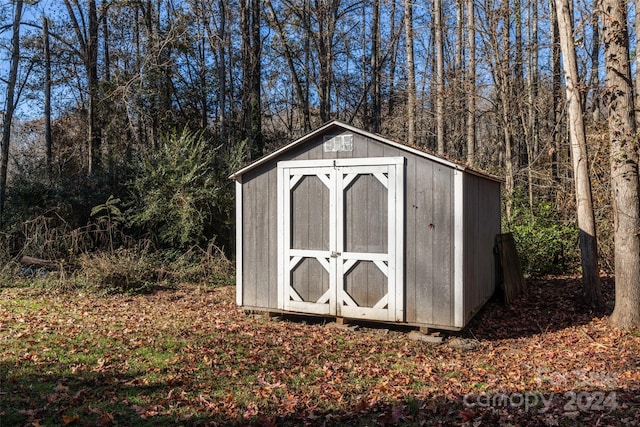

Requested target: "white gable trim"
[{"left": 229, "top": 120, "right": 501, "bottom": 182}]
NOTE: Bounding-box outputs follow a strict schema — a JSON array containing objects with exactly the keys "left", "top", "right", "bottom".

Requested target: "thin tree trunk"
[
  {"left": 556, "top": 0, "right": 602, "bottom": 307},
  {"left": 218, "top": 0, "right": 228, "bottom": 142},
  {"left": 551, "top": 0, "right": 562, "bottom": 185},
  {"left": 404, "top": 0, "right": 416, "bottom": 145},
  {"left": 361, "top": 2, "right": 369, "bottom": 130},
  {"left": 514, "top": 0, "right": 527, "bottom": 171},
  {"left": 266, "top": 0, "right": 310, "bottom": 132},
  {"left": 63, "top": 0, "right": 101, "bottom": 175},
  {"left": 102, "top": 8, "right": 111, "bottom": 83},
  {"left": 514, "top": 0, "right": 524, "bottom": 92},
  {"left": 303, "top": 0, "right": 311, "bottom": 131},
  {"left": 388, "top": 0, "right": 399, "bottom": 117},
  {"left": 88, "top": 0, "right": 100, "bottom": 174},
  {"left": 634, "top": 0, "right": 640, "bottom": 124},
  {"left": 530, "top": 0, "right": 539, "bottom": 156},
  {"left": 250, "top": 0, "right": 261, "bottom": 156},
  {"left": 602, "top": 0, "right": 640, "bottom": 328},
  {"left": 435, "top": 0, "right": 445, "bottom": 155},
  {"left": 370, "top": 0, "right": 381, "bottom": 133},
  {"left": 455, "top": 0, "right": 463, "bottom": 76},
  {"left": 241, "top": 0, "right": 262, "bottom": 159},
  {"left": 314, "top": 0, "right": 337, "bottom": 123},
  {"left": 466, "top": 0, "right": 475, "bottom": 165},
  {"left": 588, "top": 4, "right": 600, "bottom": 120},
  {"left": 43, "top": 16, "right": 52, "bottom": 174},
  {"left": 499, "top": 0, "right": 514, "bottom": 223},
  {"left": 0, "top": 0, "right": 23, "bottom": 224},
  {"left": 524, "top": 0, "right": 538, "bottom": 215},
  {"left": 455, "top": 0, "right": 463, "bottom": 156}
]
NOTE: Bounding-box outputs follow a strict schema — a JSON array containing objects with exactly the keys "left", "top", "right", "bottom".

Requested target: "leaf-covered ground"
[{"left": 1, "top": 277, "right": 639, "bottom": 426}]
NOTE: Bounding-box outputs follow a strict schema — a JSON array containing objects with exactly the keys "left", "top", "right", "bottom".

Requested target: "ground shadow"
[
  {"left": 462, "top": 276, "right": 615, "bottom": 341},
  {"left": 0, "top": 366, "right": 183, "bottom": 426},
  {"left": 264, "top": 276, "right": 615, "bottom": 341},
  {"left": 4, "top": 360, "right": 638, "bottom": 427}
]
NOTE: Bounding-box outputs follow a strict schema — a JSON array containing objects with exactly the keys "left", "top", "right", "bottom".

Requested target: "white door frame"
[{"left": 277, "top": 157, "right": 405, "bottom": 321}]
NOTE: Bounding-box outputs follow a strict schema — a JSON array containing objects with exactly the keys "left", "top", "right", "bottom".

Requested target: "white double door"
[{"left": 277, "top": 157, "right": 404, "bottom": 322}]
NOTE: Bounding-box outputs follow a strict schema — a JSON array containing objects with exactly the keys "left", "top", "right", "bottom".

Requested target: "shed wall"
[{"left": 462, "top": 173, "right": 501, "bottom": 324}]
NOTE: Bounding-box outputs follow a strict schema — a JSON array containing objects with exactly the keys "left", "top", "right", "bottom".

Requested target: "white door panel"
[{"left": 278, "top": 157, "right": 404, "bottom": 321}]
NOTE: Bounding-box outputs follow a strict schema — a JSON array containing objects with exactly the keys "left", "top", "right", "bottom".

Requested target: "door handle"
[{"left": 330, "top": 251, "right": 341, "bottom": 258}]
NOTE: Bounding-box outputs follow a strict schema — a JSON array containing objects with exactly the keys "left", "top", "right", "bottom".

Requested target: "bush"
[
  {"left": 507, "top": 189, "right": 580, "bottom": 276},
  {"left": 126, "top": 128, "right": 238, "bottom": 250},
  {"left": 75, "top": 248, "right": 161, "bottom": 294},
  {"left": 73, "top": 245, "right": 234, "bottom": 294},
  {"left": 165, "top": 244, "right": 235, "bottom": 286}
]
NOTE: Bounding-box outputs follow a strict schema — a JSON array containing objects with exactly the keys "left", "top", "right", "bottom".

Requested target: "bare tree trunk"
[
  {"left": 404, "top": 0, "right": 416, "bottom": 145},
  {"left": 530, "top": 0, "right": 539, "bottom": 156},
  {"left": 589, "top": 3, "right": 600, "bottom": 120},
  {"left": 43, "top": 16, "right": 52, "bottom": 174},
  {"left": 466, "top": 0, "right": 475, "bottom": 165},
  {"left": 514, "top": 0, "right": 526, "bottom": 172},
  {"left": 635, "top": 0, "right": 640, "bottom": 124},
  {"left": 0, "top": 0, "right": 23, "bottom": 224},
  {"left": 63, "top": 0, "right": 101, "bottom": 175},
  {"left": 435, "top": 0, "right": 445, "bottom": 155},
  {"left": 88, "top": 0, "right": 99, "bottom": 174},
  {"left": 313, "top": 0, "right": 338, "bottom": 123},
  {"left": 499, "top": 0, "right": 514, "bottom": 223},
  {"left": 388, "top": 0, "right": 399, "bottom": 118},
  {"left": 370, "top": 0, "right": 381, "bottom": 133},
  {"left": 241, "top": 0, "right": 262, "bottom": 159},
  {"left": 266, "top": 0, "right": 310, "bottom": 132},
  {"left": 556, "top": 0, "right": 602, "bottom": 307},
  {"left": 102, "top": 7, "right": 111, "bottom": 83},
  {"left": 361, "top": 2, "right": 369, "bottom": 130},
  {"left": 303, "top": 0, "right": 312, "bottom": 131},
  {"left": 602, "top": 0, "right": 640, "bottom": 328},
  {"left": 514, "top": 0, "right": 524, "bottom": 92},
  {"left": 218, "top": 0, "right": 228, "bottom": 142},
  {"left": 551, "top": 0, "right": 562, "bottom": 185},
  {"left": 455, "top": 0, "right": 463, "bottom": 157},
  {"left": 455, "top": 1, "right": 463, "bottom": 75},
  {"left": 523, "top": 0, "right": 539, "bottom": 215}
]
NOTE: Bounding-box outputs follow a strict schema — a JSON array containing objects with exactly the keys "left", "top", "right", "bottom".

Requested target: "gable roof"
[{"left": 230, "top": 120, "right": 502, "bottom": 182}]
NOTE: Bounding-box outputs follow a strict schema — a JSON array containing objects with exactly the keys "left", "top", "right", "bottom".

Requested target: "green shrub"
[
  {"left": 126, "top": 128, "right": 238, "bottom": 250},
  {"left": 507, "top": 190, "right": 580, "bottom": 276}
]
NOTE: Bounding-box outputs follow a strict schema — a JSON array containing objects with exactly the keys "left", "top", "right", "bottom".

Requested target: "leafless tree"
[
  {"left": 0, "top": 0, "right": 23, "bottom": 223},
  {"left": 555, "top": 0, "right": 601, "bottom": 307}
]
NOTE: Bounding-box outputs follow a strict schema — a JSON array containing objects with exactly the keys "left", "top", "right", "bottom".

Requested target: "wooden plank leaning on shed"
[{"left": 496, "top": 233, "right": 526, "bottom": 305}]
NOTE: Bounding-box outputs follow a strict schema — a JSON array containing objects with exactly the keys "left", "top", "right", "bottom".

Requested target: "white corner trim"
[
  {"left": 453, "top": 170, "right": 464, "bottom": 328},
  {"left": 394, "top": 159, "right": 405, "bottom": 322},
  {"left": 276, "top": 165, "right": 285, "bottom": 310},
  {"left": 235, "top": 180, "right": 243, "bottom": 306}
]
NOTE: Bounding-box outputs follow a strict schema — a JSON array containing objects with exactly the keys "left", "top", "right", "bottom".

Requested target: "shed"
[{"left": 230, "top": 121, "right": 501, "bottom": 330}]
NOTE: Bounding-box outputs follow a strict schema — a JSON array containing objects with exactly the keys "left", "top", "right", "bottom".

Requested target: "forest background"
[{"left": 0, "top": 0, "right": 628, "bottom": 305}]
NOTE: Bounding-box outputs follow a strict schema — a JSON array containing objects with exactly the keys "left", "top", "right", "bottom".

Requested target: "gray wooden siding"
[
  {"left": 241, "top": 163, "right": 278, "bottom": 309},
  {"left": 291, "top": 175, "right": 330, "bottom": 302},
  {"left": 344, "top": 173, "right": 389, "bottom": 307},
  {"left": 462, "top": 173, "right": 501, "bottom": 324},
  {"left": 404, "top": 158, "right": 454, "bottom": 326},
  {"left": 239, "top": 128, "right": 497, "bottom": 329}
]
